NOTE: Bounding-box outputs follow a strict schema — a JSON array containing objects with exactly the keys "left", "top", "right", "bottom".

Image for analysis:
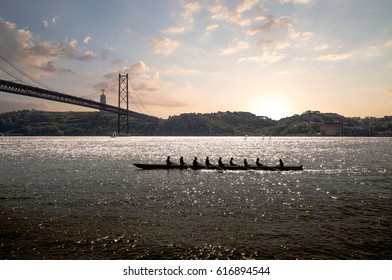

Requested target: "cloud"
[
  {"left": 99, "top": 61, "right": 162, "bottom": 93},
  {"left": 317, "top": 52, "right": 353, "bottom": 62},
  {"left": 100, "top": 47, "right": 113, "bottom": 60},
  {"left": 0, "top": 17, "right": 96, "bottom": 77},
  {"left": 43, "top": 16, "right": 61, "bottom": 28},
  {"left": 102, "top": 61, "right": 151, "bottom": 82},
  {"left": 385, "top": 40, "right": 392, "bottom": 47},
  {"left": 52, "top": 16, "right": 61, "bottom": 24},
  {"left": 162, "top": 65, "right": 200, "bottom": 75},
  {"left": 83, "top": 36, "right": 91, "bottom": 45},
  {"left": 112, "top": 58, "right": 127, "bottom": 65},
  {"left": 204, "top": 24, "right": 219, "bottom": 37},
  {"left": 152, "top": 37, "right": 180, "bottom": 55},
  {"left": 209, "top": 0, "right": 261, "bottom": 27},
  {"left": 128, "top": 61, "right": 151, "bottom": 77},
  {"left": 314, "top": 43, "right": 329, "bottom": 51},
  {"left": 247, "top": 16, "right": 291, "bottom": 35},
  {"left": 79, "top": 50, "right": 96, "bottom": 60},
  {"left": 163, "top": 1, "right": 203, "bottom": 35},
  {"left": 132, "top": 81, "right": 161, "bottom": 93},
  {"left": 182, "top": 1, "right": 314, "bottom": 63},
  {"left": 385, "top": 89, "right": 392, "bottom": 95},
  {"left": 26, "top": 38, "right": 96, "bottom": 61},
  {"left": 220, "top": 39, "right": 250, "bottom": 55},
  {"left": 206, "top": 24, "right": 219, "bottom": 32},
  {"left": 236, "top": 0, "right": 261, "bottom": 13},
  {"left": 182, "top": 1, "right": 203, "bottom": 25},
  {"left": 163, "top": 26, "right": 186, "bottom": 34},
  {"left": 92, "top": 81, "right": 110, "bottom": 92},
  {"left": 280, "top": 0, "right": 312, "bottom": 4},
  {"left": 259, "top": 38, "right": 289, "bottom": 50},
  {"left": 184, "top": 1, "right": 203, "bottom": 12},
  {"left": 365, "top": 39, "right": 392, "bottom": 56},
  {"left": 238, "top": 52, "right": 285, "bottom": 63},
  {"left": 38, "top": 61, "right": 74, "bottom": 74},
  {"left": 158, "top": 0, "right": 313, "bottom": 62}
]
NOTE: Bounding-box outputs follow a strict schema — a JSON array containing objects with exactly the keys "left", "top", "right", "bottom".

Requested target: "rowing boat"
[{"left": 133, "top": 163, "right": 303, "bottom": 171}]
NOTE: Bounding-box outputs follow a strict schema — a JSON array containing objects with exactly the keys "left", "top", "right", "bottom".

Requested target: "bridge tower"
[{"left": 118, "top": 74, "right": 129, "bottom": 135}]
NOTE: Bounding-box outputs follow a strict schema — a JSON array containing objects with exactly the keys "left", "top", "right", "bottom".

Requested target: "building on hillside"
[{"left": 320, "top": 120, "right": 343, "bottom": 136}]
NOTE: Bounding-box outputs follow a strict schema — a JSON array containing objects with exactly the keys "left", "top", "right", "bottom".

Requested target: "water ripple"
[{"left": 1, "top": 136, "right": 391, "bottom": 259}]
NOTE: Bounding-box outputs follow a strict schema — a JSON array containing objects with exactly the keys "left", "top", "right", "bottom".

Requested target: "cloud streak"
[
  {"left": 238, "top": 51, "right": 285, "bottom": 63},
  {"left": 280, "top": 0, "right": 312, "bottom": 4},
  {"left": 317, "top": 52, "right": 353, "bottom": 62}
]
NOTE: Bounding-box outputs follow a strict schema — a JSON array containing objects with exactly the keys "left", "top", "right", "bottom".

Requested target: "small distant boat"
[{"left": 134, "top": 163, "right": 303, "bottom": 171}]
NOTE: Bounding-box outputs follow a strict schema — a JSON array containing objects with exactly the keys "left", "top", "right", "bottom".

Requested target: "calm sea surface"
[{"left": 0, "top": 136, "right": 391, "bottom": 259}]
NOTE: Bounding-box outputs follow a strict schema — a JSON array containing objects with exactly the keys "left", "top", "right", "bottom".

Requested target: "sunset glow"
[
  {"left": 253, "top": 96, "right": 290, "bottom": 120},
  {"left": 1, "top": 0, "right": 392, "bottom": 119}
]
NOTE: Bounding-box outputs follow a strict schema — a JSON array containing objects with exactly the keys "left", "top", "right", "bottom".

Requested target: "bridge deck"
[{"left": 0, "top": 79, "right": 158, "bottom": 122}]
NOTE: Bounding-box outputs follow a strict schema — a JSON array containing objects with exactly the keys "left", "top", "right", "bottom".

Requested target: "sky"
[{"left": 1, "top": 0, "right": 392, "bottom": 120}]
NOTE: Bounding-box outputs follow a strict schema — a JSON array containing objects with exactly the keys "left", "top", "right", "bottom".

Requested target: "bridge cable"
[
  {"left": 0, "top": 53, "right": 100, "bottom": 102},
  {"left": 0, "top": 53, "right": 58, "bottom": 92},
  {"left": 129, "top": 78, "right": 151, "bottom": 115},
  {"left": 127, "top": 86, "right": 143, "bottom": 113},
  {"left": 0, "top": 64, "right": 30, "bottom": 85}
]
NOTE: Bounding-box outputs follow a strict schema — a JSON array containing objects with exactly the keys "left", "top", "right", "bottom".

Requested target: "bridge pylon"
[{"left": 118, "top": 74, "right": 129, "bottom": 135}]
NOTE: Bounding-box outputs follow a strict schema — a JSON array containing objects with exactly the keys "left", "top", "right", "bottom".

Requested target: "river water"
[{"left": 0, "top": 136, "right": 391, "bottom": 259}]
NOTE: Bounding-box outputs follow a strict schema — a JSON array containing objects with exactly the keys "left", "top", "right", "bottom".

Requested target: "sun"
[{"left": 254, "top": 98, "right": 290, "bottom": 120}]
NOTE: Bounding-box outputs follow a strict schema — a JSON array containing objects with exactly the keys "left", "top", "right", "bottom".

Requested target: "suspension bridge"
[{"left": 0, "top": 76, "right": 159, "bottom": 135}]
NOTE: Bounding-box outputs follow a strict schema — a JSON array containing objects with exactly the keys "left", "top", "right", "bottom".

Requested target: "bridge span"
[{"left": 0, "top": 79, "right": 158, "bottom": 124}]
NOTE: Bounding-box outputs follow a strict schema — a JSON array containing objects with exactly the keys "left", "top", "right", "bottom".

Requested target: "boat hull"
[
  {"left": 134, "top": 163, "right": 189, "bottom": 170},
  {"left": 134, "top": 163, "right": 303, "bottom": 171}
]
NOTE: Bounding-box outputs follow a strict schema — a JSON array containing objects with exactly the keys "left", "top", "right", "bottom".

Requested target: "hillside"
[{"left": 1, "top": 110, "right": 391, "bottom": 136}]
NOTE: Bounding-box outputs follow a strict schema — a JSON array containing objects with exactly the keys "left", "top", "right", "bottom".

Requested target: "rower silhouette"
[
  {"left": 193, "top": 157, "right": 199, "bottom": 167},
  {"left": 230, "top": 157, "right": 237, "bottom": 166},
  {"left": 166, "top": 156, "right": 172, "bottom": 166},
  {"left": 218, "top": 157, "right": 225, "bottom": 168},
  {"left": 244, "top": 159, "right": 248, "bottom": 167},
  {"left": 205, "top": 156, "right": 211, "bottom": 166}
]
